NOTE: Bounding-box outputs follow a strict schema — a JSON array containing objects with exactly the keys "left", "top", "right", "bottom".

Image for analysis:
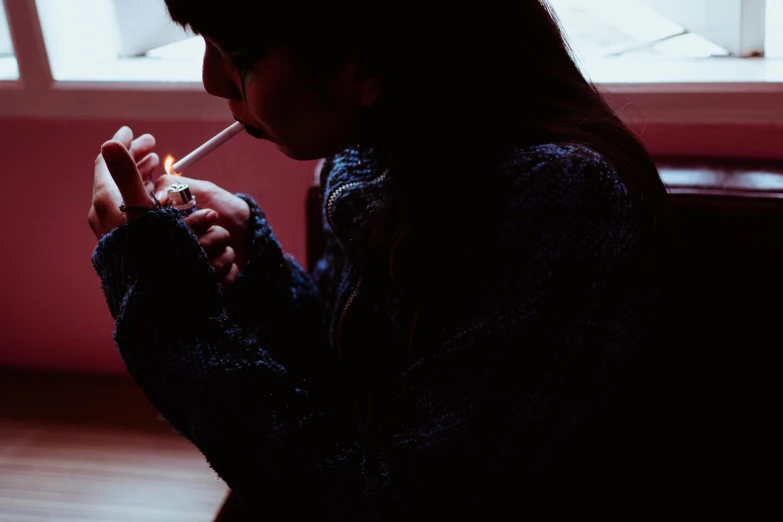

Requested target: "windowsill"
[
  {"left": 2, "top": 54, "right": 783, "bottom": 124},
  {"left": 588, "top": 55, "right": 783, "bottom": 91},
  {"left": 39, "top": 53, "right": 783, "bottom": 88}
]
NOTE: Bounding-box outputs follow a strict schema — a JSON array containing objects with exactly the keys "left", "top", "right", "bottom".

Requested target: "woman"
[{"left": 88, "top": 0, "right": 669, "bottom": 517}]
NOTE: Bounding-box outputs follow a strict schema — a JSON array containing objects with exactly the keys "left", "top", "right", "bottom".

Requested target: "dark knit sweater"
[{"left": 92, "top": 143, "right": 663, "bottom": 518}]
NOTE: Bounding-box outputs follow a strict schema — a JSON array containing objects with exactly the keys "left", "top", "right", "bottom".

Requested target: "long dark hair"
[{"left": 166, "top": 0, "right": 668, "bottom": 347}]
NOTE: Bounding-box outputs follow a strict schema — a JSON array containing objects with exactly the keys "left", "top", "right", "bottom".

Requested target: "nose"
[{"left": 202, "top": 40, "right": 243, "bottom": 101}]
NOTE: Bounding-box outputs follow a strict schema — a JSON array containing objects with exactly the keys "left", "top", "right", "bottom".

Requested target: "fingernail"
[
  {"left": 206, "top": 211, "right": 218, "bottom": 222},
  {"left": 111, "top": 126, "right": 131, "bottom": 142}
]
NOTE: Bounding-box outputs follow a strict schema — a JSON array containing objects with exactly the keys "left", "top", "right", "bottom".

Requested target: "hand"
[
  {"left": 153, "top": 175, "right": 251, "bottom": 271},
  {"left": 183, "top": 208, "right": 240, "bottom": 288},
  {"left": 89, "top": 126, "right": 240, "bottom": 288},
  {"left": 88, "top": 126, "right": 159, "bottom": 239}
]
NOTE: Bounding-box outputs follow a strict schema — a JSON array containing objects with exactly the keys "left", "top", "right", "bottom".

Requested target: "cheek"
[{"left": 243, "top": 71, "right": 316, "bottom": 127}]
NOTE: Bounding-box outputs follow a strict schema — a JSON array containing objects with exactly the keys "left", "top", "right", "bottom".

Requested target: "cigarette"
[{"left": 171, "top": 121, "right": 246, "bottom": 174}]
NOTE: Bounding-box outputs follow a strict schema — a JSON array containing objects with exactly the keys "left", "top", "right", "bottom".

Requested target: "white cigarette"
[{"left": 171, "top": 121, "right": 246, "bottom": 174}]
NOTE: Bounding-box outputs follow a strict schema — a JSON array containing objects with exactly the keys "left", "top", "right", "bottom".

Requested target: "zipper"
[
  {"left": 335, "top": 275, "right": 362, "bottom": 355},
  {"left": 326, "top": 168, "right": 388, "bottom": 354},
  {"left": 325, "top": 169, "right": 388, "bottom": 231}
]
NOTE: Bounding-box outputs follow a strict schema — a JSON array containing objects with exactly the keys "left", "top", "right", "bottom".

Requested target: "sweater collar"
[{"left": 323, "top": 146, "right": 392, "bottom": 255}]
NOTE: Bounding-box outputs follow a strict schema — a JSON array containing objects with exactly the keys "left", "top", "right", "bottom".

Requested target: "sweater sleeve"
[
  {"left": 91, "top": 150, "right": 659, "bottom": 519},
  {"left": 220, "top": 156, "right": 338, "bottom": 376},
  {"left": 219, "top": 193, "right": 335, "bottom": 381}
]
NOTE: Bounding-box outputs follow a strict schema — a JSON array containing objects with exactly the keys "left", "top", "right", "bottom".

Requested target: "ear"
[
  {"left": 333, "top": 58, "right": 383, "bottom": 107},
  {"left": 356, "top": 75, "right": 383, "bottom": 107},
  {"left": 353, "top": 59, "right": 383, "bottom": 107}
]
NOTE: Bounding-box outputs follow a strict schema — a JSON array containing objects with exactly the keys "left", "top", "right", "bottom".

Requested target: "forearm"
[
  {"left": 91, "top": 209, "right": 355, "bottom": 501},
  {"left": 220, "top": 194, "right": 334, "bottom": 376},
  {"left": 87, "top": 210, "right": 475, "bottom": 518}
]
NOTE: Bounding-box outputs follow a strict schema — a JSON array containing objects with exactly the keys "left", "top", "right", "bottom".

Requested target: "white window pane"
[
  {"left": 638, "top": 0, "right": 765, "bottom": 56},
  {"left": 548, "top": 0, "right": 689, "bottom": 61},
  {"left": 547, "top": 0, "right": 774, "bottom": 82},
  {"left": 0, "top": 0, "right": 19, "bottom": 80},
  {"left": 766, "top": 0, "right": 783, "bottom": 57},
  {"left": 35, "top": 0, "right": 202, "bottom": 82}
]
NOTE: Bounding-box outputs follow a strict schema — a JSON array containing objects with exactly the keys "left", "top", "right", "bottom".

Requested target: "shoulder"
[
  {"left": 441, "top": 144, "right": 661, "bottom": 348},
  {"left": 497, "top": 143, "right": 632, "bottom": 218},
  {"left": 472, "top": 143, "right": 653, "bottom": 266}
]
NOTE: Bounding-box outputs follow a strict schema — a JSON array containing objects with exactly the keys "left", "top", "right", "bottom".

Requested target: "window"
[
  {"left": 24, "top": 0, "right": 780, "bottom": 85},
  {"left": 0, "top": 0, "right": 19, "bottom": 80},
  {"left": 2, "top": 0, "right": 783, "bottom": 126},
  {"left": 35, "top": 0, "right": 202, "bottom": 82},
  {"left": 767, "top": 0, "right": 783, "bottom": 56},
  {"left": 549, "top": 0, "right": 783, "bottom": 83}
]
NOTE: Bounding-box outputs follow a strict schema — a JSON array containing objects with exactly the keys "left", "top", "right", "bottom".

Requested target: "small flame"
[{"left": 164, "top": 155, "right": 180, "bottom": 176}]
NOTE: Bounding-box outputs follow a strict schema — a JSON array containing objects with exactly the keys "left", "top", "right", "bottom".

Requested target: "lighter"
[{"left": 166, "top": 183, "right": 197, "bottom": 217}]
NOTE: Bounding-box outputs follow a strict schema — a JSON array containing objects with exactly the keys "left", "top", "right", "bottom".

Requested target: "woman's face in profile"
[{"left": 199, "top": 35, "right": 382, "bottom": 161}]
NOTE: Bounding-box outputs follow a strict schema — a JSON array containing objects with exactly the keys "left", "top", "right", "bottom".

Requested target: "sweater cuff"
[
  {"left": 235, "top": 193, "right": 287, "bottom": 271},
  {"left": 91, "top": 208, "right": 223, "bottom": 322}
]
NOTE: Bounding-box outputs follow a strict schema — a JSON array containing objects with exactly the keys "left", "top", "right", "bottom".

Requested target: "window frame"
[{"left": 2, "top": 0, "right": 783, "bottom": 130}]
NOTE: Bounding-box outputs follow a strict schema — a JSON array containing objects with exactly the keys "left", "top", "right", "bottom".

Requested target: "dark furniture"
[{"left": 652, "top": 158, "right": 780, "bottom": 507}]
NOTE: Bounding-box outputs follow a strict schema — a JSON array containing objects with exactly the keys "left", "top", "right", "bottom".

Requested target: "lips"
[
  {"left": 244, "top": 125, "right": 265, "bottom": 139},
  {"left": 231, "top": 116, "right": 265, "bottom": 139}
]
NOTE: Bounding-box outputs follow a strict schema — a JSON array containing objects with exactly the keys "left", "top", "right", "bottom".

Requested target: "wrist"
[
  {"left": 232, "top": 196, "right": 252, "bottom": 271},
  {"left": 235, "top": 196, "right": 251, "bottom": 235}
]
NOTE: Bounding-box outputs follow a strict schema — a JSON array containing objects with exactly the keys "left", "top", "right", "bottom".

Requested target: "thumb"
[{"left": 101, "top": 140, "right": 155, "bottom": 214}]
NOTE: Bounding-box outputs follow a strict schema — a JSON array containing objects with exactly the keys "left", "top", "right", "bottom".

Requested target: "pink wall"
[
  {"left": 0, "top": 118, "right": 317, "bottom": 376},
  {"left": 2, "top": 117, "right": 782, "bottom": 377},
  {"left": 633, "top": 123, "right": 783, "bottom": 160}
]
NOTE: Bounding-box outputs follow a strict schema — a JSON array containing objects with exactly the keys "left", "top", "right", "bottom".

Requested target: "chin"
[{"left": 275, "top": 143, "right": 338, "bottom": 161}]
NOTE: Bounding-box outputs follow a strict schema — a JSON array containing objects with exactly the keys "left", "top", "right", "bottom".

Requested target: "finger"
[
  {"left": 129, "top": 134, "right": 156, "bottom": 163},
  {"left": 184, "top": 209, "right": 219, "bottom": 235},
  {"left": 92, "top": 126, "right": 133, "bottom": 201},
  {"left": 155, "top": 190, "right": 170, "bottom": 207},
  {"left": 101, "top": 140, "right": 154, "bottom": 215},
  {"left": 113, "top": 126, "right": 133, "bottom": 147},
  {"left": 137, "top": 152, "right": 160, "bottom": 181},
  {"left": 220, "top": 264, "right": 240, "bottom": 289},
  {"left": 198, "top": 225, "right": 231, "bottom": 258},
  {"left": 93, "top": 149, "right": 122, "bottom": 205},
  {"left": 211, "top": 247, "right": 236, "bottom": 278}
]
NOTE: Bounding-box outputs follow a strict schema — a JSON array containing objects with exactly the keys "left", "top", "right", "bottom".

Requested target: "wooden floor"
[{"left": 0, "top": 370, "right": 228, "bottom": 522}]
